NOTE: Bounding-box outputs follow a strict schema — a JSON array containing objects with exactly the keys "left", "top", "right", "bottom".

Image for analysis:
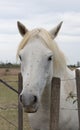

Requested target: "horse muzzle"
[{"left": 19, "top": 93, "right": 39, "bottom": 113}]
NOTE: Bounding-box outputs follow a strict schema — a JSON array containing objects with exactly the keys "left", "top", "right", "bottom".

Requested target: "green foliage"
[{"left": 0, "top": 62, "right": 20, "bottom": 68}]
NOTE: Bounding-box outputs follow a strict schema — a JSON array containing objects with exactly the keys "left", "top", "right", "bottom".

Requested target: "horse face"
[
  {"left": 19, "top": 38, "right": 53, "bottom": 113},
  {"left": 17, "top": 21, "right": 62, "bottom": 113}
]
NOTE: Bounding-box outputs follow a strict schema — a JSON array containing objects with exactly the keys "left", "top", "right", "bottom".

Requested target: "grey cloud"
[{"left": 0, "top": 0, "right": 80, "bottom": 64}]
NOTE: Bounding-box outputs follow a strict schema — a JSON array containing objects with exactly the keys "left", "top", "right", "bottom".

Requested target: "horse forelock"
[{"left": 17, "top": 28, "right": 52, "bottom": 56}]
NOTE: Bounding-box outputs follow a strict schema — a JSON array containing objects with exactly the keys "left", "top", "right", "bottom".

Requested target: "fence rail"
[
  {"left": 50, "top": 77, "right": 60, "bottom": 130},
  {"left": 18, "top": 73, "right": 23, "bottom": 130},
  {"left": 76, "top": 69, "right": 80, "bottom": 130}
]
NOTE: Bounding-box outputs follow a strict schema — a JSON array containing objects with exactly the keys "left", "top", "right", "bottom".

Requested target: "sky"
[{"left": 0, "top": 0, "right": 80, "bottom": 65}]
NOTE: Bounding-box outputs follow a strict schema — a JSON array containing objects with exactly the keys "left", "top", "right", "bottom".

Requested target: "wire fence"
[
  {"left": 50, "top": 69, "right": 80, "bottom": 130},
  {"left": 0, "top": 114, "right": 17, "bottom": 128},
  {"left": 0, "top": 68, "right": 80, "bottom": 130},
  {"left": 0, "top": 71, "right": 30, "bottom": 130},
  {"left": 0, "top": 71, "right": 18, "bottom": 130}
]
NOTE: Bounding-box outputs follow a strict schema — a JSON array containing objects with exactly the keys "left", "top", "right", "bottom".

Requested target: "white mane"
[{"left": 17, "top": 28, "right": 67, "bottom": 76}]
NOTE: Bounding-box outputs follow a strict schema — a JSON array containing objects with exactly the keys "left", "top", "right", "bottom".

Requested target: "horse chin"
[
  {"left": 24, "top": 105, "right": 38, "bottom": 113},
  {"left": 24, "top": 108, "right": 38, "bottom": 113}
]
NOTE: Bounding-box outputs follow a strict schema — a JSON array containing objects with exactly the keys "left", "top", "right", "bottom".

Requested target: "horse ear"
[
  {"left": 49, "top": 21, "right": 63, "bottom": 39},
  {"left": 17, "top": 21, "right": 28, "bottom": 36}
]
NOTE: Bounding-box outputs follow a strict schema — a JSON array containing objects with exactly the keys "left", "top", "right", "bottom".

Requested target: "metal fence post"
[
  {"left": 76, "top": 69, "right": 80, "bottom": 130},
  {"left": 18, "top": 73, "right": 23, "bottom": 130},
  {"left": 50, "top": 77, "right": 60, "bottom": 130}
]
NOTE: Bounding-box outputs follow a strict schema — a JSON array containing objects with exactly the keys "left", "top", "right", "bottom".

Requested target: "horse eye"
[
  {"left": 48, "top": 56, "right": 52, "bottom": 61},
  {"left": 19, "top": 55, "right": 22, "bottom": 61}
]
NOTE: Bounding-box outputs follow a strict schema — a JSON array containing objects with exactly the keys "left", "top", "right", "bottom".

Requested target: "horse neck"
[
  {"left": 41, "top": 67, "right": 71, "bottom": 107},
  {"left": 53, "top": 61, "right": 74, "bottom": 80},
  {"left": 60, "top": 67, "right": 76, "bottom": 95},
  {"left": 53, "top": 63, "right": 76, "bottom": 96},
  {"left": 60, "top": 67, "right": 75, "bottom": 81},
  {"left": 41, "top": 66, "right": 75, "bottom": 110}
]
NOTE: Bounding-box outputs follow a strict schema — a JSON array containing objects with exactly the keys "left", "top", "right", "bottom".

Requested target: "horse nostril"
[
  {"left": 20, "top": 94, "right": 22, "bottom": 103},
  {"left": 33, "top": 96, "right": 37, "bottom": 103}
]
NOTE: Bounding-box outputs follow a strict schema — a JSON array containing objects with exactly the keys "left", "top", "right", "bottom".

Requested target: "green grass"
[
  {"left": 0, "top": 74, "right": 18, "bottom": 130},
  {"left": 0, "top": 76, "right": 18, "bottom": 105},
  {"left": 0, "top": 69, "right": 31, "bottom": 130},
  {"left": 0, "top": 109, "right": 18, "bottom": 130}
]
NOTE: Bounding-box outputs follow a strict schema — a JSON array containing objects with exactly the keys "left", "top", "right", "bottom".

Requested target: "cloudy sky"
[{"left": 0, "top": 0, "right": 80, "bottom": 64}]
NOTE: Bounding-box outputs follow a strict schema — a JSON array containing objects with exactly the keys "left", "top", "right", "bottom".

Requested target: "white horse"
[{"left": 17, "top": 21, "right": 79, "bottom": 130}]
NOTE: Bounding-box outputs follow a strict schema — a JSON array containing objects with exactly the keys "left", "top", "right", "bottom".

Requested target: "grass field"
[{"left": 0, "top": 67, "right": 31, "bottom": 130}]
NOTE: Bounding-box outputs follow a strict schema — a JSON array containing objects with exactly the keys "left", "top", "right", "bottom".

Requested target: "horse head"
[{"left": 17, "top": 21, "right": 62, "bottom": 113}]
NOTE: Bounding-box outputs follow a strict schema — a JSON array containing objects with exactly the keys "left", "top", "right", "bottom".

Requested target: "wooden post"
[
  {"left": 76, "top": 69, "right": 80, "bottom": 130},
  {"left": 18, "top": 73, "right": 23, "bottom": 130},
  {"left": 50, "top": 77, "right": 60, "bottom": 130}
]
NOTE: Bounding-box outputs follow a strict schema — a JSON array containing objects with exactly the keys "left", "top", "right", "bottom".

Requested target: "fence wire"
[
  {"left": 0, "top": 69, "right": 80, "bottom": 130},
  {"left": 0, "top": 114, "right": 17, "bottom": 128},
  {"left": 0, "top": 73, "right": 18, "bottom": 130}
]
